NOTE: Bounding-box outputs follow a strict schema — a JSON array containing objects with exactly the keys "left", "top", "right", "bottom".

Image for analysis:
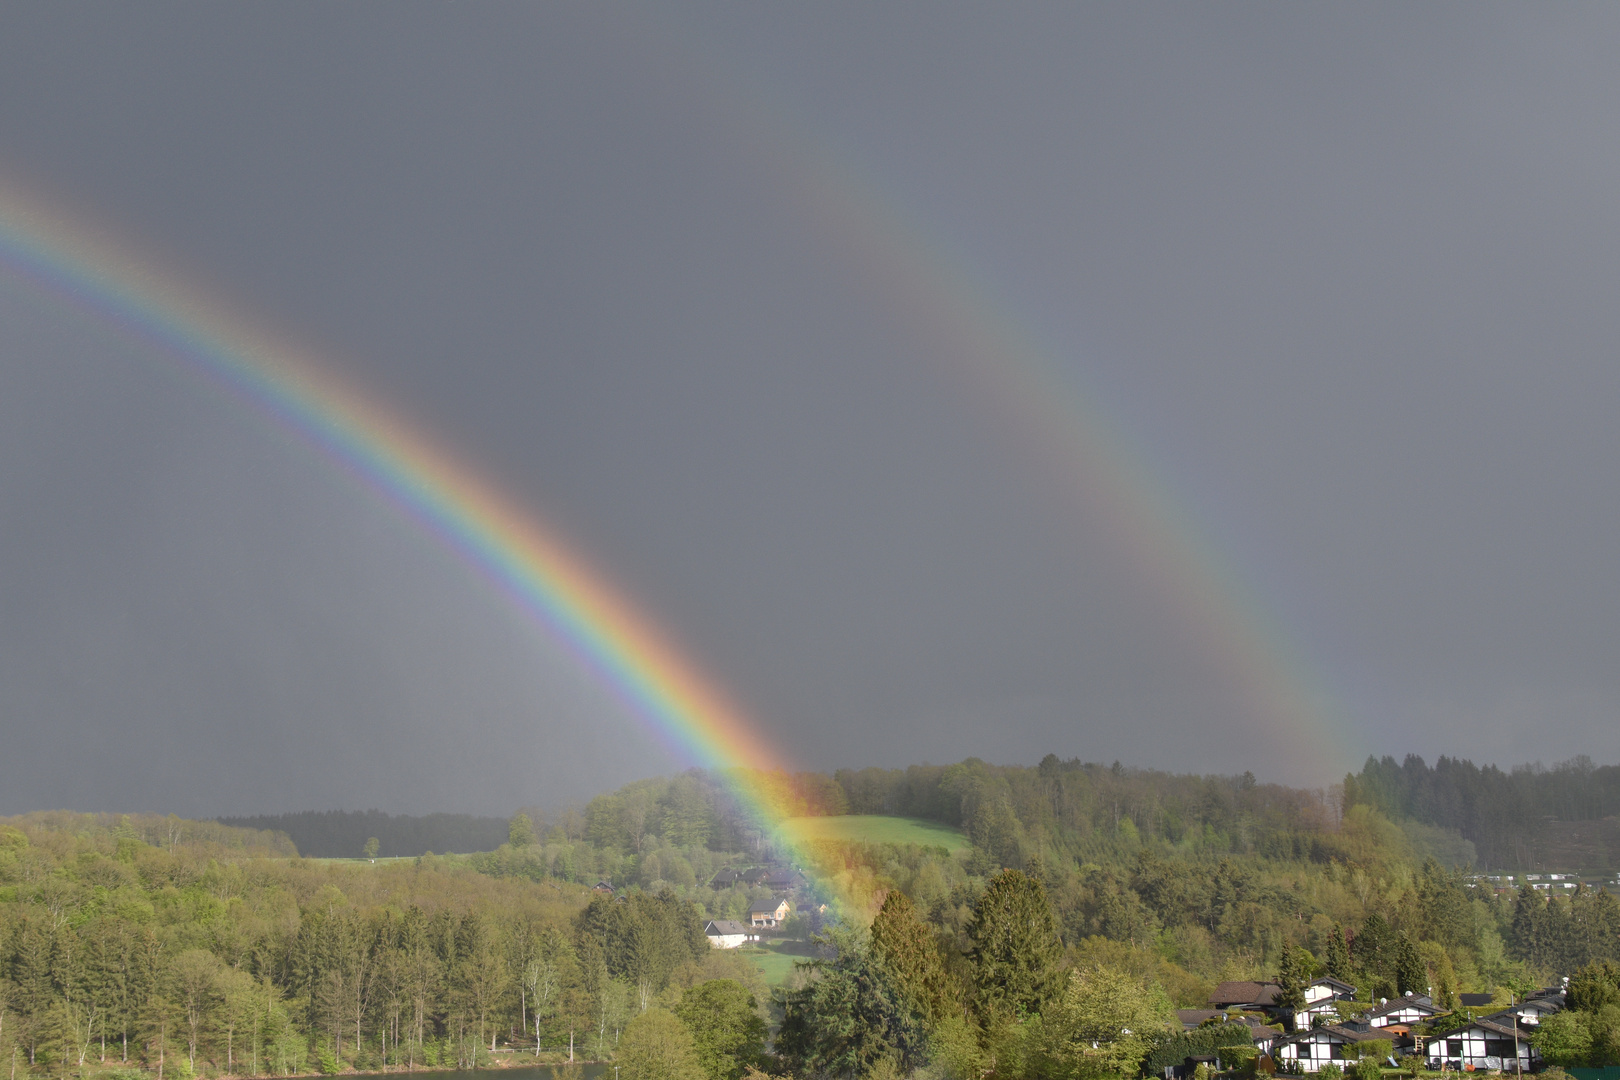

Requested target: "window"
[{"left": 1446, "top": 1041, "right": 1462, "bottom": 1058}]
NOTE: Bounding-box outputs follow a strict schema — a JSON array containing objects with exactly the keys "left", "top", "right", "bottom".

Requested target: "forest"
[{"left": 3, "top": 754, "right": 1619, "bottom": 1080}]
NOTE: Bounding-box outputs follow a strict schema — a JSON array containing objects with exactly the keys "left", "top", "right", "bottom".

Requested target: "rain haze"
[{"left": 0, "top": 5, "right": 1616, "bottom": 817}]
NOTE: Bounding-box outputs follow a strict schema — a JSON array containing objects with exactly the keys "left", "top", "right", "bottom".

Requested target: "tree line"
[{"left": 1345, "top": 753, "right": 1620, "bottom": 870}]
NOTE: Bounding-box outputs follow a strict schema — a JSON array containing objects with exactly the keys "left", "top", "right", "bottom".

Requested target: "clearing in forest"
[{"left": 778, "top": 814, "right": 968, "bottom": 851}]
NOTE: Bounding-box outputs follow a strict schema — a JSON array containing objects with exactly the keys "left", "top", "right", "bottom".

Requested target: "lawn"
[
  {"left": 778, "top": 814, "right": 968, "bottom": 851},
  {"left": 740, "top": 940, "right": 818, "bottom": 987}
]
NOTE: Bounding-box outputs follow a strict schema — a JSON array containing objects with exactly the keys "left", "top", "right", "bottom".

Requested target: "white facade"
[
  {"left": 703, "top": 920, "right": 755, "bottom": 949},
  {"left": 1277, "top": 1031, "right": 1354, "bottom": 1073},
  {"left": 1424, "top": 1023, "right": 1535, "bottom": 1072}
]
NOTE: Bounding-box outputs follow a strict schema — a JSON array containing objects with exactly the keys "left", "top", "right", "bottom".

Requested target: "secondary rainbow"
[
  {"left": 698, "top": 75, "right": 1361, "bottom": 779},
  {"left": 0, "top": 182, "right": 811, "bottom": 837}
]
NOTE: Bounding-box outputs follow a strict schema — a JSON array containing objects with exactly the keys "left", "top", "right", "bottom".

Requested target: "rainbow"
[
  {"left": 704, "top": 79, "right": 1361, "bottom": 780},
  {"left": 0, "top": 181, "right": 801, "bottom": 812},
  {"left": 0, "top": 106, "right": 1354, "bottom": 879}
]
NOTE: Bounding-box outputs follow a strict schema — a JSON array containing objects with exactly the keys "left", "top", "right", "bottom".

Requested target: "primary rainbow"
[{"left": 0, "top": 182, "right": 803, "bottom": 824}]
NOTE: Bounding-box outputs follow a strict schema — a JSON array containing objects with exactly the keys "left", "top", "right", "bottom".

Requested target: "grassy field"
[
  {"left": 778, "top": 814, "right": 968, "bottom": 851},
  {"left": 740, "top": 940, "right": 817, "bottom": 987}
]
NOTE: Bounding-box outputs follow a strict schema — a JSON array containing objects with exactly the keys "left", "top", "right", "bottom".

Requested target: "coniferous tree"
[
  {"left": 967, "top": 869, "right": 1063, "bottom": 1019},
  {"left": 1275, "top": 946, "right": 1306, "bottom": 1024},
  {"left": 1326, "top": 923, "right": 1352, "bottom": 983},
  {"left": 869, "top": 890, "right": 952, "bottom": 1026},
  {"left": 775, "top": 928, "right": 922, "bottom": 1080},
  {"left": 1394, "top": 934, "right": 1427, "bottom": 997}
]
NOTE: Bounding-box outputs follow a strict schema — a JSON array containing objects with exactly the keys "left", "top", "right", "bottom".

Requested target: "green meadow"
[
  {"left": 740, "top": 939, "right": 818, "bottom": 986},
  {"left": 779, "top": 813, "right": 969, "bottom": 851}
]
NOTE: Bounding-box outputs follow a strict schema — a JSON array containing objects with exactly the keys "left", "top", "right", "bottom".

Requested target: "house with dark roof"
[
  {"left": 1210, "top": 982, "right": 1280, "bottom": 1010},
  {"left": 1365, "top": 993, "right": 1442, "bottom": 1028},
  {"left": 1209, "top": 977, "right": 1355, "bottom": 1031},
  {"left": 590, "top": 880, "right": 614, "bottom": 895},
  {"left": 1423, "top": 1018, "right": 1536, "bottom": 1072},
  {"left": 1174, "top": 1013, "right": 1281, "bottom": 1054},
  {"left": 1458, "top": 993, "right": 1496, "bottom": 1009},
  {"left": 762, "top": 866, "right": 806, "bottom": 890},
  {"left": 1293, "top": 978, "right": 1358, "bottom": 1030},
  {"left": 748, "top": 897, "right": 790, "bottom": 928},
  {"left": 1485, "top": 993, "right": 1563, "bottom": 1028},
  {"left": 1276, "top": 1022, "right": 1410, "bottom": 1073},
  {"left": 702, "top": 919, "right": 756, "bottom": 949},
  {"left": 709, "top": 868, "right": 743, "bottom": 888}
]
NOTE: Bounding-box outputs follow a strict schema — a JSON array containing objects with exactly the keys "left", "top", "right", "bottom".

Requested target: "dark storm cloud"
[{"left": 0, "top": 4, "right": 1616, "bottom": 813}]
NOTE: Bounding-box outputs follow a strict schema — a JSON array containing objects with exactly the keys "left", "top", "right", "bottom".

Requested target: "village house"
[
  {"left": 1295, "top": 978, "right": 1359, "bottom": 1029},
  {"left": 1365, "top": 993, "right": 1443, "bottom": 1028},
  {"left": 1486, "top": 990, "right": 1564, "bottom": 1028},
  {"left": 1175, "top": 1013, "right": 1280, "bottom": 1055},
  {"left": 1208, "top": 977, "right": 1356, "bottom": 1031},
  {"left": 1276, "top": 1021, "right": 1411, "bottom": 1073},
  {"left": 748, "top": 897, "right": 790, "bottom": 928},
  {"left": 1423, "top": 1017, "right": 1536, "bottom": 1073},
  {"left": 762, "top": 866, "right": 807, "bottom": 891},
  {"left": 702, "top": 919, "right": 756, "bottom": 949}
]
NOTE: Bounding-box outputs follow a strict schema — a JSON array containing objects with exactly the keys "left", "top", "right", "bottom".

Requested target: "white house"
[
  {"left": 1366, "top": 994, "right": 1442, "bottom": 1028},
  {"left": 1424, "top": 1019, "right": 1536, "bottom": 1073},
  {"left": 1294, "top": 978, "right": 1358, "bottom": 1029},
  {"left": 1275, "top": 1024, "right": 1392, "bottom": 1074},
  {"left": 1485, "top": 994, "right": 1563, "bottom": 1028},
  {"left": 703, "top": 919, "right": 756, "bottom": 949}
]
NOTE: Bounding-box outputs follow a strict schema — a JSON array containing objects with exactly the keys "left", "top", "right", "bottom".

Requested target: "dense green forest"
[
  {"left": 5, "top": 755, "right": 1620, "bottom": 1080},
  {"left": 1345, "top": 755, "right": 1620, "bottom": 871}
]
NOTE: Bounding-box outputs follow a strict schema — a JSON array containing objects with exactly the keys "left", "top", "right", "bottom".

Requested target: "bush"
[
  {"left": 1350, "top": 1057, "right": 1382, "bottom": 1080},
  {"left": 1356, "top": 1039, "right": 1393, "bottom": 1063},
  {"left": 1316, "top": 1064, "right": 1344, "bottom": 1080}
]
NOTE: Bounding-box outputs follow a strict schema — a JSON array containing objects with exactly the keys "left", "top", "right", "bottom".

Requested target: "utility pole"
[{"left": 1511, "top": 989, "right": 1521, "bottom": 1077}]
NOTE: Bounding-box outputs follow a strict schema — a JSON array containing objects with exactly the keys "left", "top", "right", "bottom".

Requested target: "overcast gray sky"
[{"left": 1, "top": 4, "right": 1617, "bottom": 816}]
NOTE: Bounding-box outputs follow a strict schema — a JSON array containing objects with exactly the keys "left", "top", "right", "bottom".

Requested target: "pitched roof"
[
  {"left": 1458, "top": 993, "right": 1496, "bottom": 1008},
  {"left": 1309, "top": 977, "right": 1359, "bottom": 995},
  {"left": 748, "top": 897, "right": 788, "bottom": 914},
  {"left": 704, "top": 919, "right": 750, "bottom": 936},
  {"left": 1366, "top": 995, "right": 1439, "bottom": 1019},
  {"left": 1429, "top": 1018, "right": 1524, "bottom": 1040},
  {"left": 1283, "top": 1023, "right": 1398, "bottom": 1047},
  {"left": 1211, "top": 981, "right": 1280, "bottom": 1007}
]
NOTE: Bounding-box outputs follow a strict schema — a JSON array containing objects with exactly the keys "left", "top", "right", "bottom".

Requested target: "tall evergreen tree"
[
  {"left": 1394, "top": 934, "right": 1427, "bottom": 997},
  {"left": 775, "top": 928, "right": 923, "bottom": 1079},
  {"left": 1326, "top": 923, "right": 1352, "bottom": 983},
  {"left": 967, "top": 869, "right": 1062, "bottom": 1018},
  {"left": 1275, "top": 946, "right": 1306, "bottom": 1024},
  {"left": 869, "top": 890, "right": 952, "bottom": 1026}
]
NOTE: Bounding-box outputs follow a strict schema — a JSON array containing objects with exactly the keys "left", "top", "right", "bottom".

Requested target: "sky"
[{"left": 0, "top": 4, "right": 1617, "bottom": 816}]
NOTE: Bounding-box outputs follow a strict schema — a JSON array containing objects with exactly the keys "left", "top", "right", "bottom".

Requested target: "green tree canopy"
[
  {"left": 967, "top": 869, "right": 1062, "bottom": 1018},
  {"left": 617, "top": 1007, "right": 706, "bottom": 1080},
  {"left": 672, "top": 980, "right": 766, "bottom": 1080},
  {"left": 869, "top": 890, "right": 953, "bottom": 1026},
  {"left": 1038, "top": 964, "right": 1175, "bottom": 1080}
]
